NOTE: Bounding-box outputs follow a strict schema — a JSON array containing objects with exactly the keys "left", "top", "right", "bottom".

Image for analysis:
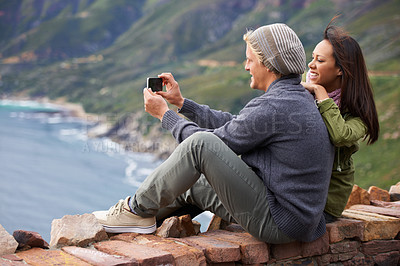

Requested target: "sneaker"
[{"left": 92, "top": 196, "right": 156, "bottom": 234}]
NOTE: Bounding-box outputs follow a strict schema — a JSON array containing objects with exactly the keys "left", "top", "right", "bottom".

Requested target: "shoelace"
[{"left": 108, "top": 199, "right": 125, "bottom": 216}]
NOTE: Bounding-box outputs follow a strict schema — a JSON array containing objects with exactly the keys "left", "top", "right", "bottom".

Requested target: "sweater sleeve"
[
  {"left": 178, "top": 98, "right": 236, "bottom": 129},
  {"left": 318, "top": 98, "right": 367, "bottom": 147},
  {"left": 162, "top": 97, "right": 275, "bottom": 155}
]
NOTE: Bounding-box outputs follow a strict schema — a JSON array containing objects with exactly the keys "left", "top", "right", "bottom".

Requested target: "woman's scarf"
[{"left": 328, "top": 88, "right": 341, "bottom": 108}]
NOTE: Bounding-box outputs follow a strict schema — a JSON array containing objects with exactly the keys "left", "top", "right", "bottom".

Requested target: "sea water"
[{"left": 0, "top": 100, "right": 211, "bottom": 242}]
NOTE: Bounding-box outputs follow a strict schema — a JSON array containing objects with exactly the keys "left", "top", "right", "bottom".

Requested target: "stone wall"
[{"left": 1, "top": 183, "right": 399, "bottom": 265}]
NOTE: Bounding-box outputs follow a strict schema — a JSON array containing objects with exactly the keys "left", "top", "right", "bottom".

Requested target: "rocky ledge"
[{"left": 1, "top": 182, "right": 399, "bottom": 265}]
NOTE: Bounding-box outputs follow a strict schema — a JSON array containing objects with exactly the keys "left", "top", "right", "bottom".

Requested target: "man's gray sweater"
[{"left": 162, "top": 74, "right": 334, "bottom": 242}]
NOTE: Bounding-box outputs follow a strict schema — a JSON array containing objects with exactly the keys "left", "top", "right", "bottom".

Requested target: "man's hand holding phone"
[
  {"left": 143, "top": 88, "right": 169, "bottom": 121},
  {"left": 156, "top": 73, "right": 184, "bottom": 109}
]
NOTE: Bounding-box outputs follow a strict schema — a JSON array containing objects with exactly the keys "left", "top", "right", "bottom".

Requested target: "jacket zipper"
[{"left": 337, "top": 147, "right": 342, "bottom": 172}]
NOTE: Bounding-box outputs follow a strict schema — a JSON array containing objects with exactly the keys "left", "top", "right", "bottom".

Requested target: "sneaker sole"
[{"left": 101, "top": 223, "right": 156, "bottom": 234}]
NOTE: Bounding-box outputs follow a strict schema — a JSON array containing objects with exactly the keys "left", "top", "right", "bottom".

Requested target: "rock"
[
  {"left": 361, "top": 240, "right": 400, "bottom": 256},
  {"left": 0, "top": 225, "right": 18, "bottom": 256},
  {"left": 368, "top": 186, "right": 390, "bottom": 202},
  {"left": 342, "top": 209, "right": 400, "bottom": 241},
  {"left": 62, "top": 246, "right": 134, "bottom": 266},
  {"left": 192, "top": 220, "right": 201, "bottom": 235},
  {"left": 133, "top": 234, "right": 207, "bottom": 265},
  {"left": 156, "top": 216, "right": 180, "bottom": 238},
  {"left": 373, "top": 251, "right": 400, "bottom": 266},
  {"left": 349, "top": 204, "right": 400, "bottom": 218},
  {"left": 13, "top": 230, "right": 49, "bottom": 250},
  {"left": 175, "top": 235, "right": 241, "bottom": 263},
  {"left": 178, "top": 214, "right": 196, "bottom": 237},
  {"left": 156, "top": 215, "right": 198, "bottom": 238},
  {"left": 49, "top": 213, "right": 108, "bottom": 248},
  {"left": 371, "top": 200, "right": 400, "bottom": 209},
  {"left": 94, "top": 240, "right": 173, "bottom": 265},
  {"left": 270, "top": 233, "right": 329, "bottom": 261},
  {"left": 15, "top": 248, "right": 91, "bottom": 265},
  {"left": 207, "top": 215, "right": 231, "bottom": 231},
  {"left": 389, "top": 184, "right": 400, "bottom": 201},
  {"left": 345, "top": 185, "right": 370, "bottom": 209},
  {"left": 203, "top": 230, "right": 270, "bottom": 264},
  {"left": 326, "top": 218, "right": 364, "bottom": 243}
]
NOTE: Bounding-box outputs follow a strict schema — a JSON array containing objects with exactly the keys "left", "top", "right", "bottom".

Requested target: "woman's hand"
[
  {"left": 301, "top": 82, "right": 329, "bottom": 102},
  {"left": 156, "top": 73, "right": 184, "bottom": 109},
  {"left": 143, "top": 88, "right": 169, "bottom": 121}
]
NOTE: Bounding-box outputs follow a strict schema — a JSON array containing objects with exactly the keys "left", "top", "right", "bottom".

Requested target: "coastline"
[{"left": 0, "top": 95, "right": 176, "bottom": 159}]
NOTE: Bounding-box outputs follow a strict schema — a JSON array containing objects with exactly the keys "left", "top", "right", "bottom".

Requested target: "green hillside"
[{"left": 0, "top": 0, "right": 399, "bottom": 190}]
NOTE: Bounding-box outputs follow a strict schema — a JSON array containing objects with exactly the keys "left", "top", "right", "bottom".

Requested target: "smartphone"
[{"left": 147, "top": 77, "right": 163, "bottom": 92}]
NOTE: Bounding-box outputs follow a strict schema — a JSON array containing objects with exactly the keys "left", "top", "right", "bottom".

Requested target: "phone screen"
[{"left": 147, "top": 78, "right": 163, "bottom": 92}]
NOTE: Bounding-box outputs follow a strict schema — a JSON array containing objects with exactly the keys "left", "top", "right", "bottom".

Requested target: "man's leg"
[
  {"left": 130, "top": 132, "right": 293, "bottom": 243},
  {"left": 154, "top": 175, "right": 235, "bottom": 226}
]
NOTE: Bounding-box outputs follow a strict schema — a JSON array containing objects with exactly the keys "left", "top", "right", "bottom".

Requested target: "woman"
[{"left": 302, "top": 18, "right": 380, "bottom": 223}]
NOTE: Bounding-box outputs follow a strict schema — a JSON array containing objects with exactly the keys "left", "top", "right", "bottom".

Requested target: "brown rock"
[
  {"left": 156, "top": 216, "right": 180, "bottom": 238},
  {"left": 16, "top": 248, "right": 91, "bottom": 265},
  {"left": 368, "top": 186, "right": 390, "bottom": 202},
  {"left": 12, "top": 230, "right": 49, "bottom": 250},
  {"left": 0, "top": 225, "right": 18, "bottom": 256},
  {"left": 301, "top": 232, "right": 329, "bottom": 257},
  {"left": 1, "top": 253, "right": 26, "bottom": 266},
  {"left": 329, "top": 240, "right": 359, "bottom": 254},
  {"left": 156, "top": 215, "right": 198, "bottom": 238},
  {"left": 342, "top": 209, "right": 400, "bottom": 241},
  {"left": 50, "top": 213, "right": 108, "bottom": 248},
  {"left": 345, "top": 185, "right": 370, "bottom": 209},
  {"left": 361, "top": 240, "right": 400, "bottom": 255},
  {"left": 373, "top": 251, "right": 400, "bottom": 266},
  {"left": 349, "top": 204, "right": 400, "bottom": 218},
  {"left": 175, "top": 234, "right": 241, "bottom": 263},
  {"left": 371, "top": 200, "right": 400, "bottom": 209},
  {"left": 270, "top": 241, "right": 302, "bottom": 260},
  {"left": 110, "top": 232, "right": 140, "bottom": 242},
  {"left": 326, "top": 218, "right": 364, "bottom": 243},
  {"left": 134, "top": 234, "right": 207, "bottom": 266},
  {"left": 192, "top": 220, "right": 201, "bottom": 235},
  {"left": 1, "top": 254, "right": 23, "bottom": 262},
  {"left": 271, "top": 233, "right": 329, "bottom": 260},
  {"left": 389, "top": 184, "right": 400, "bottom": 201},
  {"left": 207, "top": 215, "right": 230, "bottom": 231},
  {"left": 203, "top": 230, "right": 269, "bottom": 264},
  {"left": 62, "top": 246, "right": 136, "bottom": 266},
  {"left": 342, "top": 252, "right": 374, "bottom": 266},
  {"left": 316, "top": 251, "right": 359, "bottom": 265},
  {"left": 178, "top": 214, "right": 196, "bottom": 237},
  {"left": 94, "top": 240, "right": 174, "bottom": 265}
]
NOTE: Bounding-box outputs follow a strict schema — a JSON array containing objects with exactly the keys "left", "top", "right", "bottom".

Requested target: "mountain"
[{"left": 0, "top": 0, "right": 399, "bottom": 189}]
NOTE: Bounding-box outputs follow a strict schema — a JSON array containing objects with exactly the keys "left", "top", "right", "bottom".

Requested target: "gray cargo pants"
[{"left": 130, "top": 132, "right": 293, "bottom": 244}]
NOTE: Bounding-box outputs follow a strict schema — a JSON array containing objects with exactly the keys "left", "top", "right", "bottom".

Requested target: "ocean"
[{"left": 0, "top": 100, "right": 211, "bottom": 242}]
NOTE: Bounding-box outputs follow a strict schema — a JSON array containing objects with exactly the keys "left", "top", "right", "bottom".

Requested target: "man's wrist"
[
  {"left": 176, "top": 97, "right": 184, "bottom": 109},
  {"left": 159, "top": 108, "right": 170, "bottom": 121}
]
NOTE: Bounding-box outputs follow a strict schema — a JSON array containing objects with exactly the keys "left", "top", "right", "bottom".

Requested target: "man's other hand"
[{"left": 143, "top": 88, "right": 169, "bottom": 121}]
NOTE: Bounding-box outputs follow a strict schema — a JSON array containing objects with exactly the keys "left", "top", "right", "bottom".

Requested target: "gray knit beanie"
[{"left": 244, "top": 24, "right": 306, "bottom": 75}]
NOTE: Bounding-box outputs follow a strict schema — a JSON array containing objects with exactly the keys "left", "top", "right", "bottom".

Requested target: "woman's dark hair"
[{"left": 324, "top": 16, "right": 379, "bottom": 144}]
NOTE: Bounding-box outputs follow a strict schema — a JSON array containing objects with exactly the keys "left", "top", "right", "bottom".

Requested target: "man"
[{"left": 93, "top": 24, "right": 334, "bottom": 243}]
